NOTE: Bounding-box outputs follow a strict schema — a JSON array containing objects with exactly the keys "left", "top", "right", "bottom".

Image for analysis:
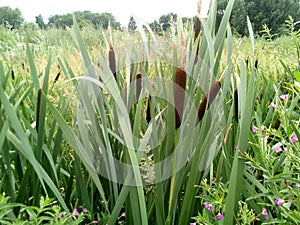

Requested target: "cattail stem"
[
  {"left": 197, "top": 80, "right": 221, "bottom": 124},
  {"left": 36, "top": 88, "right": 42, "bottom": 132}
]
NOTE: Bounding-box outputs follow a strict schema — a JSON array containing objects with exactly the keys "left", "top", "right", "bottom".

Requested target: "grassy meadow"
[{"left": 0, "top": 1, "right": 299, "bottom": 224}]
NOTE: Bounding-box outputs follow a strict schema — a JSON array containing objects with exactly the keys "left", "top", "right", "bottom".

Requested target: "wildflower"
[
  {"left": 91, "top": 221, "right": 98, "bottom": 224},
  {"left": 204, "top": 203, "right": 212, "bottom": 212},
  {"left": 234, "top": 146, "right": 238, "bottom": 151},
  {"left": 252, "top": 125, "right": 258, "bottom": 133},
  {"left": 297, "top": 184, "right": 300, "bottom": 191},
  {"left": 215, "top": 212, "right": 224, "bottom": 220},
  {"left": 284, "top": 179, "right": 288, "bottom": 185},
  {"left": 121, "top": 212, "right": 126, "bottom": 217},
  {"left": 262, "top": 208, "right": 269, "bottom": 220},
  {"left": 57, "top": 215, "right": 62, "bottom": 221},
  {"left": 269, "top": 101, "right": 275, "bottom": 107},
  {"left": 290, "top": 133, "right": 298, "bottom": 143},
  {"left": 272, "top": 143, "right": 282, "bottom": 153},
  {"left": 190, "top": 223, "right": 196, "bottom": 225},
  {"left": 73, "top": 208, "right": 79, "bottom": 217},
  {"left": 280, "top": 94, "right": 288, "bottom": 101},
  {"left": 275, "top": 197, "right": 283, "bottom": 207},
  {"left": 83, "top": 208, "right": 88, "bottom": 213}
]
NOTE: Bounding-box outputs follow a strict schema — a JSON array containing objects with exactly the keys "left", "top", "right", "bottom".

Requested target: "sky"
[{"left": 0, "top": 0, "right": 201, "bottom": 27}]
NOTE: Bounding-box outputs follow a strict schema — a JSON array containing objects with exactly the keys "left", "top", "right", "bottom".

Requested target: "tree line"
[{"left": 1, "top": 0, "right": 300, "bottom": 36}]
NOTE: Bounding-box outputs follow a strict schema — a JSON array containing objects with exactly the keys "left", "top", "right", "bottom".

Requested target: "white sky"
[{"left": 0, "top": 0, "right": 200, "bottom": 26}]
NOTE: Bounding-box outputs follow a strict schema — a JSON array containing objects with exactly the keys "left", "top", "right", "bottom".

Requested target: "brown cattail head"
[
  {"left": 11, "top": 69, "right": 15, "bottom": 80},
  {"left": 54, "top": 69, "right": 62, "bottom": 83},
  {"left": 146, "top": 96, "right": 151, "bottom": 123},
  {"left": 136, "top": 73, "right": 142, "bottom": 101},
  {"left": 272, "top": 117, "right": 280, "bottom": 130},
  {"left": 36, "top": 88, "right": 42, "bottom": 132},
  {"left": 108, "top": 23, "right": 116, "bottom": 80},
  {"left": 234, "top": 88, "right": 238, "bottom": 123},
  {"left": 174, "top": 68, "right": 187, "bottom": 129},
  {"left": 197, "top": 80, "right": 221, "bottom": 124}
]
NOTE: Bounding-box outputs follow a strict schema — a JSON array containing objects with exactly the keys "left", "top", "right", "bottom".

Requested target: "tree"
[
  {"left": 0, "top": 6, "right": 24, "bottom": 29},
  {"left": 217, "top": 0, "right": 300, "bottom": 36},
  {"left": 128, "top": 16, "right": 137, "bottom": 32},
  {"left": 47, "top": 11, "right": 121, "bottom": 29},
  {"left": 35, "top": 14, "right": 46, "bottom": 29},
  {"left": 158, "top": 13, "right": 177, "bottom": 31}
]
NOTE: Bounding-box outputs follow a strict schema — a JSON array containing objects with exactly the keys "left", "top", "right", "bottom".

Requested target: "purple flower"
[
  {"left": 57, "top": 215, "right": 62, "bottom": 221},
  {"left": 91, "top": 221, "right": 98, "bottom": 224},
  {"left": 297, "top": 184, "right": 300, "bottom": 191},
  {"left": 204, "top": 203, "right": 212, "bottom": 212},
  {"left": 121, "top": 212, "right": 126, "bottom": 217},
  {"left": 272, "top": 143, "right": 282, "bottom": 153},
  {"left": 73, "top": 208, "right": 79, "bottom": 217},
  {"left": 275, "top": 197, "right": 283, "bottom": 207},
  {"left": 83, "top": 208, "right": 88, "bottom": 213},
  {"left": 290, "top": 133, "right": 298, "bottom": 143},
  {"left": 269, "top": 101, "right": 275, "bottom": 107},
  {"left": 234, "top": 146, "right": 238, "bottom": 151},
  {"left": 284, "top": 179, "right": 288, "bottom": 185},
  {"left": 262, "top": 208, "right": 269, "bottom": 220},
  {"left": 215, "top": 212, "right": 224, "bottom": 220},
  {"left": 190, "top": 223, "right": 196, "bottom": 225},
  {"left": 280, "top": 94, "right": 288, "bottom": 101},
  {"left": 252, "top": 125, "right": 259, "bottom": 133}
]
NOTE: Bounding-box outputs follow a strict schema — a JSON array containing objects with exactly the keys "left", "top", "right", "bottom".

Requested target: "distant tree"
[
  {"left": 217, "top": 0, "right": 300, "bottom": 36},
  {"left": 149, "top": 20, "right": 163, "bottom": 34},
  {"left": 0, "top": 6, "right": 24, "bottom": 29},
  {"left": 47, "top": 11, "right": 121, "bottom": 29},
  {"left": 159, "top": 13, "right": 177, "bottom": 31},
  {"left": 128, "top": 16, "right": 137, "bottom": 32},
  {"left": 35, "top": 14, "right": 46, "bottom": 29}
]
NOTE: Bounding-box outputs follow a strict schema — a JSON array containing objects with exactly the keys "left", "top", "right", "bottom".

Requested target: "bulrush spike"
[
  {"left": 11, "top": 69, "right": 15, "bottom": 80},
  {"left": 136, "top": 64, "right": 142, "bottom": 101},
  {"left": 108, "top": 23, "right": 116, "bottom": 80},
  {"left": 234, "top": 73, "right": 240, "bottom": 123},
  {"left": 174, "top": 28, "right": 187, "bottom": 129},
  {"left": 146, "top": 96, "right": 151, "bottom": 123},
  {"left": 234, "top": 88, "right": 238, "bottom": 123},
  {"left": 36, "top": 88, "right": 42, "bottom": 132},
  {"left": 197, "top": 80, "right": 221, "bottom": 124},
  {"left": 54, "top": 69, "right": 62, "bottom": 83},
  {"left": 194, "top": 0, "right": 202, "bottom": 63}
]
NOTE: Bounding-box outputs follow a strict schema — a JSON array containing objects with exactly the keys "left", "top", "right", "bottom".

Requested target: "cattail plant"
[
  {"left": 174, "top": 28, "right": 187, "bottom": 129},
  {"left": 11, "top": 69, "right": 15, "bottom": 80},
  {"left": 136, "top": 72, "right": 142, "bottom": 101},
  {"left": 54, "top": 69, "right": 62, "bottom": 83},
  {"left": 234, "top": 73, "right": 240, "bottom": 123},
  {"left": 197, "top": 69, "right": 226, "bottom": 124},
  {"left": 36, "top": 88, "right": 42, "bottom": 132},
  {"left": 194, "top": 0, "right": 202, "bottom": 63},
  {"left": 108, "top": 24, "right": 116, "bottom": 80}
]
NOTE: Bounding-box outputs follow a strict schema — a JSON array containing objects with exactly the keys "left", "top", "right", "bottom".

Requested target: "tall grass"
[{"left": 0, "top": 0, "right": 299, "bottom": 224}]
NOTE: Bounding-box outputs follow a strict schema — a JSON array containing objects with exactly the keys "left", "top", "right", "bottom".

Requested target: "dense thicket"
[
  {"left": 0, "top": 6, "right": 24, "bottom": 29},
  {"left": 217, "top": 0, "right": 300, "bottom": 36}
]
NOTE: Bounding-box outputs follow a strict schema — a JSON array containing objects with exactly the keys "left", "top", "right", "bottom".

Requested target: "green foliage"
[
  {"left": 35, "top": 15, "right": 46, "bottom": 29},
  {"left": 217, "top": 0, "right": 300, "bottom": 36},
  {"left": 0, "top": 6, "right": 24, "bottom": 29},
  {"left": 48, "top": 11, "right": 120, "bottom": 29}
]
